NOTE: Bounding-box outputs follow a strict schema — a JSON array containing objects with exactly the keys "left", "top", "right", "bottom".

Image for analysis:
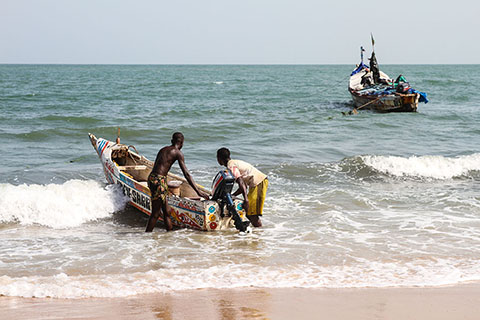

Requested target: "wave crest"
[
  {"left": 0, "top": 180, "right": 129, "bottom": 228},
  {"left": 360, "top": 153, "right": 480, "bottom": 179}
]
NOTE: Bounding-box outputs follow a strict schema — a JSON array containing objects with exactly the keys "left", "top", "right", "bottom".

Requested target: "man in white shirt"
[{"left": 216, "top": 147, "right": 268, "bottom": 227}]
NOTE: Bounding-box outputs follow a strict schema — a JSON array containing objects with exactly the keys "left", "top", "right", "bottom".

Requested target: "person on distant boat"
[
  {"left": 369, "top": 51, "right": 381, "bottom": 84},
  {"left": 216, "top": 147, "right": 268, "bottom": 227},
  {"left": 146, "top": 132, "right": 209, "bottom": 232},
  {"left": 361, "top": 71, "right": 374, "bottom": 87}
]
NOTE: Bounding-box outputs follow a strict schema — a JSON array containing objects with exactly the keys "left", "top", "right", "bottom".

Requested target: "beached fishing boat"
[
  {"left": 348, "top": 41, "right": 428, "bottom": 113},
  {"left": 88, "top": 133, "right": 249, "bottom": 231}
]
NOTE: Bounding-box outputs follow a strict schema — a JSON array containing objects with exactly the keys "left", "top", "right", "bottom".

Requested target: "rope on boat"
[
  {"left": 342, "top": 96, "right": 382, "bottom": 115},
  {"left": 355, "top": 96, "right": 382, "bottom": 111}
]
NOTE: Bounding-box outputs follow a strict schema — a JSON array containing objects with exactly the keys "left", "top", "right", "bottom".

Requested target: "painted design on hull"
[{"left": 117, "top": 180, "right": 152, "bottom": 214}]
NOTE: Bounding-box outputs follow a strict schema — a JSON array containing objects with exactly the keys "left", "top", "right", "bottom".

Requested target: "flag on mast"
[{"left": 371, "top": 33, "right": 375, "bottom": 50}]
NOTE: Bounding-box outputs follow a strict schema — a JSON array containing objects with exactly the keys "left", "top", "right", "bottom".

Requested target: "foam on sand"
[{"left": 1, "top": 258, "right": 479, "bottom": 298}]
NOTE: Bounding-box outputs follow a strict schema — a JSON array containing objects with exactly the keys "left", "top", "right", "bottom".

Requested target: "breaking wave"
[
  {"left": 0, "top": 180, "right": 129, "bottom": 228},
  {"left": 360, "top": 153, "right": 480, "bottom": 179}
]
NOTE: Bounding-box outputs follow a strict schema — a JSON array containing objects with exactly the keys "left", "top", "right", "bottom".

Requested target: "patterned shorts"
[{"left": 148, "top": 173, "right": 168, "bottom": 202}]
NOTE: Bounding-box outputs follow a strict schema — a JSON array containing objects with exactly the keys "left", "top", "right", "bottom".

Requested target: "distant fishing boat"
[
  {"left": 348, "top": 36, "right": 428, "bottom": 113},
  {"left": 88, "top": 133, "right": 250, "bottom": 232}
]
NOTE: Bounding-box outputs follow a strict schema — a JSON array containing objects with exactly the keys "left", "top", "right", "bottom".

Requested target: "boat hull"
[
  {"left": 349, "top": 89, "right": 419, "bottom": 112},
  {"left": 88, "top": 133, "right": 247, "bottom": 231}
]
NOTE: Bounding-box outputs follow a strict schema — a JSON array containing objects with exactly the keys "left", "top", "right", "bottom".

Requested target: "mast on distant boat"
[
  {"left": 369, "top": 33, "right": 380, "bottom": 84},
  {"left": 371, "top": 32, "right": 375, "bottom": 52},
  {"left": 360, "top": 46, "right": 365, "bottom": 64}
]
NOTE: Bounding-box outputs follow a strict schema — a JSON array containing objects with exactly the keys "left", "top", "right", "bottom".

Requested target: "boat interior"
[
  {"left": 110, "top": 144, "right": 203, "bottom": 198},
  {"left": 349, "top": 68, "right": 390, "bottom": 91}
]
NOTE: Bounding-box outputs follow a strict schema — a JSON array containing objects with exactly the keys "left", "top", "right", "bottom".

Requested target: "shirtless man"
[
  {"left": 146, "top": 132, "right": 209, "bottom": 232},
  {"left": 216, "top": 147, "right": 268, "bottom": 227}
]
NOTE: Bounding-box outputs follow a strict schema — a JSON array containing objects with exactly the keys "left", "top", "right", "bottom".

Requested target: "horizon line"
[{"left": 1, "top": 63, "right": 479, "bottom": 66}]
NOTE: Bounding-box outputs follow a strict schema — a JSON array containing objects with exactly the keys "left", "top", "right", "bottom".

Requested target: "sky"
[{"left": 1, "top": 0, "right": 479, "bottom": 64}]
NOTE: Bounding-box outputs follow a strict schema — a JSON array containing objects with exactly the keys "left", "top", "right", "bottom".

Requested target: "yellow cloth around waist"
[{"left": 247, "top": 178, "right": 268, "bottom": 216}]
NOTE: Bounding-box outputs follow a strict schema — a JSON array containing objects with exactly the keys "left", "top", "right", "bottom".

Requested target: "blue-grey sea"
[{"left": 1, "top": 64, "right": 479, "bottom": 298}]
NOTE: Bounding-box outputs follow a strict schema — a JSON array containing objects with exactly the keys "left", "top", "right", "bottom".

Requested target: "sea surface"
[{"left": 1, "top": 64, "right": 479, "bottom": 298}]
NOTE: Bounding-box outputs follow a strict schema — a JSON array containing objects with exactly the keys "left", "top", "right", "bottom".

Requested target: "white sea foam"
[
  {"left": 0, "top": 180, "right": 129, "bottom": 228},
  {"left": 1, "top": 258, "right": 479, "bottom": 298},
  {"left": 362, "top": 153, "right": 480, "bottom": 179}
]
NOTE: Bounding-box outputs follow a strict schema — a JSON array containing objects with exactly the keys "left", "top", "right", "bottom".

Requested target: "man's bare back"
[{"left": 151, "top": 145, "right": 182, "bottom": 177}]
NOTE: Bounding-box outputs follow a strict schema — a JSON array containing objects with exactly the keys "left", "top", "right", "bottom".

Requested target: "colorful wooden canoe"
[{"left": 88, "top": 133, "right": 248, "bottom": 231}]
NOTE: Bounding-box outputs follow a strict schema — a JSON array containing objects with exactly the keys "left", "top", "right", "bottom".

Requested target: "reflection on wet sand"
[
  {"left": 216, "top": 298, "right": 267, "bottom": 319},
  {"left": 148, "top": 289, "right": 270, "bottom": 319},
  {"left": 3, "top": 286, "right": 480, "bottom": 320}
]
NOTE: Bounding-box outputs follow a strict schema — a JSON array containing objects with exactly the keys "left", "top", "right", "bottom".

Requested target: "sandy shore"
[{"left": 2, "top": 284, "right": 480, "bottom": 320}]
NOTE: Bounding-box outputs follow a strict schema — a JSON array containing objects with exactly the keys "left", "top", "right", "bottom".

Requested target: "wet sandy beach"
[{"left": 2, "top": 284, "right": 480, "bottom": 320}]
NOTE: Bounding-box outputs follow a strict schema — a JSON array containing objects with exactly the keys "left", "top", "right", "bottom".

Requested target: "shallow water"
[{"left": 1, "top": 64, "right": 480, "bottom": 298}]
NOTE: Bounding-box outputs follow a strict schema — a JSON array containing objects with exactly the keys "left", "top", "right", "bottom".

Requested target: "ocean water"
[{"left": 1, "top": 64, "right": 480, "bottom": 298}]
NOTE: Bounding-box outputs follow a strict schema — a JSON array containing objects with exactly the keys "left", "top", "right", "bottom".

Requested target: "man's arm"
[{"left": 177, "top": 151, "right": 209, "bottom": 200}]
